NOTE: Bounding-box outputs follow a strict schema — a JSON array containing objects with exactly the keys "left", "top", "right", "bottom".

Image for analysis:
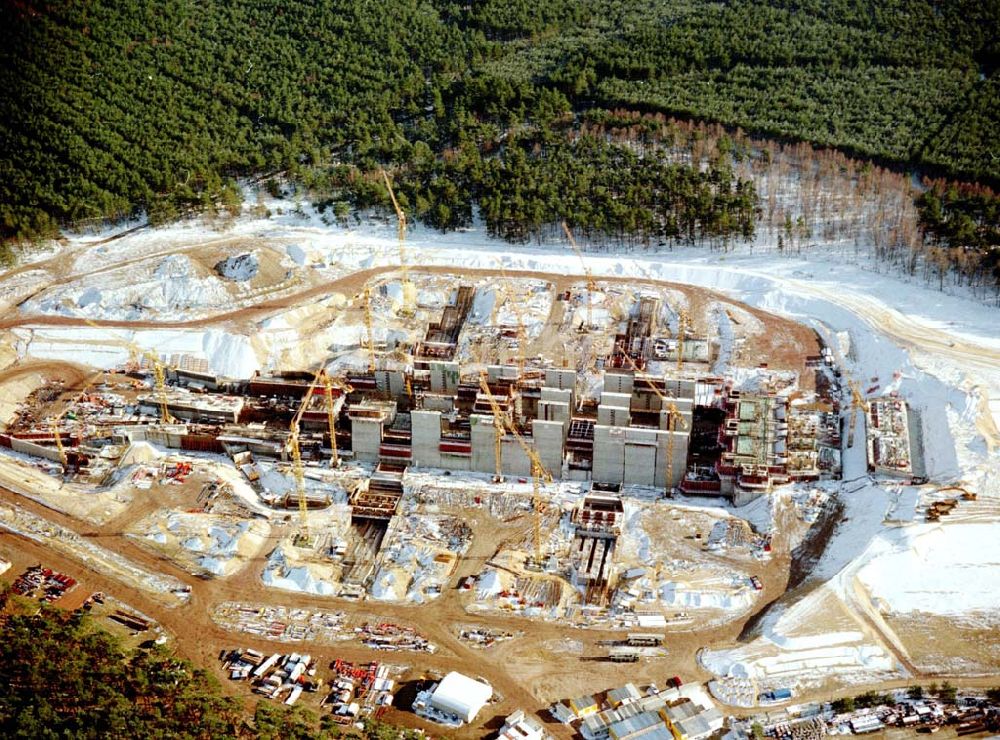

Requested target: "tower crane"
[
  {"left": 80, "top": 317, "right": 174, "bottom": 423},
  {"left": 322, "top": 374, "right": 353, "bottom": 468},
  {"left": 620, "top": 352, "right": 690, "bottom": 493},
  {"left": 287, "top": 369, "right": 330, "bottom": 543},
  {"left": 561, "top": 221, "right": 599, "bottom": 330},
  {"left": 846, "top": 378, "right": 870, "bottom": 448},
  {"left": 48, "top": 369, "right": 105, "bottom": 474},
  {"left": 380, "top": 169, "right": 416, "bottom": 317},
  {"left": 497, "top": 263, "right": 528, "bottom": 378},
  {"left": 478, "top": 372, "right": 553, "bottom": 566},
  {"left": 676, "top": 308, "right": 689, "bottom": 372},
  {"left": 362, "top": 287, "right": 377, "bottom": 373}
]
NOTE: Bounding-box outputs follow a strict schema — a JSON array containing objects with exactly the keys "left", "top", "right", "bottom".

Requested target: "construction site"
[
  {"left": 4, "top": 196, "right": 996, "bottom": 739},
  {"left": 0, "top": 242, "right": 856, "bottom": 620}
]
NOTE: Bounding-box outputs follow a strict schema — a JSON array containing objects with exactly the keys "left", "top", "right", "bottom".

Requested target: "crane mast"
[
  {"left": 81, "top": 317, "right": 174, "bottom": 422},
  {"left": 478, "top": 372, "right": 552, "bottom": 565},
  {"left": 497, "top": 264, "right": 528, "bottom": 378},
  {"left": 847, "top": 378, "right": 870, "bottom": 448},
  {"left": 676, "top": 309, "right": 689, "bottom": 372},
  {"left": 288, "top": 369, "right": 327, "bottom": 543},
  {"left": 562, "top": 221, "right": 599, "bottom": 330},
  {"left": 620, "top": 352, "right": 689, "bottom": 493},
  {"left": 362, "top": 287, "right": 377, "bottom": 373},
  {"left": 380, "top": 169, "right": 416, "bottom": 317},
  {"left": 323, "top": 374, "right": 353, "bottom": 468}
]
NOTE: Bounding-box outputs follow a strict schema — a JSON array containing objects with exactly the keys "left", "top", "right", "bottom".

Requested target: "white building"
[
  {"left": 498, "top": 709, "right": 546, "bottom": 740},
  {"left": 414, "top": 671, "right": 493, "bottom": 726}
]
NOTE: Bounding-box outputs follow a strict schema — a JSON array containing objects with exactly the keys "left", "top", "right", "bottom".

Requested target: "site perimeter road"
[
  {"left": 4, "top": 469, "right": 994, "bottom": 738},
  {"left": 0, "top": 477, "right": 791, "bottom": 736}
]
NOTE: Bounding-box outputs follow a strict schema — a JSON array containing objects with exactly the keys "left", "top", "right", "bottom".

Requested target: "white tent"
[{"left": 430, "top": 672, "right": 492, "bottom": 723}]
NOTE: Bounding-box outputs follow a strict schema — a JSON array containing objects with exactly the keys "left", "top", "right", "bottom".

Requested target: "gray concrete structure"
[
  {"left": 533, "top": 418, "right": 567, "bottom": 476},
  {"left": 348, "top": 402, "right": 396, "bottom": 463},
  {"left": 411, "top": 409, "right": 443, "bottom": 468},
  {"left": 470, "top": 414, "right": 498, "bottom": 474},
  {"left": 604, "top": 372, "right": 634, "bottom": 395},
  {"left": 429, "top": 361, "right": 460, "bottom": 394}
]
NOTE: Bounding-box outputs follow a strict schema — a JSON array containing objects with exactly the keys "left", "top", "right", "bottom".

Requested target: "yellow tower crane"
[
  {"left": 380, "top": 169, "right": 416, "bottom": 317},
  {"left": 847, "top": 378, "right": 871, "bottom": 448},
  {"left": 322, "top": 374, "right": 353, "bottom": 468},
  {"left": 620, "top": 353, "right": 690, "bottom": 493},
  {"left": 287, "top": 369, "right": 329, "bottom": 543},
  {"left": 47, "top": 369, "right": 107, "bottom": 475},
  {"left": 561, "top": 221, "right": 600, "bottom": 331},
  {"left": 362, "top": 287, "right": 377, "bottom": 373},
  {"left": 676, "top": 308, "right": 689, "bottom": 372},
  {"left": 479, "top": 372, "right": 553, "bottom": 566},
  {"left": 81, "top": 317, "right": 174, "bottom": 423},
  {"left": 496, "top": 264, "right": 528, "bottom": 378}
]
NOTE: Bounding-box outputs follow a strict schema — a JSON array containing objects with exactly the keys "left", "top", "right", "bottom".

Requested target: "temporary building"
[{"left": 430, "top": 672, "right": 493, "bottom": 723}]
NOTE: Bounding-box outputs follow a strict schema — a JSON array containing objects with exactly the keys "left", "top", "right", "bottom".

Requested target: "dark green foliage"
[
  {"left": 935, "top": 681, "right": 958, "bottom": 704},
  {"left": 908, "top": 685, "right": 924, "bottom": 700},
  {"left": 987, "top": 687, "right": 1000, "bottom": 703},
  {"left": 916, "top": 182, "right": 1000, "bottom": 290},
  {"left": 0, "top": 604, "right": 244, "bottom": 738},
  {"left": 2, "top": 0, "right": 998, "bottom": 244},
  {"left": 853, "top": 691, "right": 893, "bottom": 709},
  {"left": 0, "top": 591, "right": 421, "bottom": 739},
  {"left": 831, "top": 696, "right": 855, "bottom": 713}
]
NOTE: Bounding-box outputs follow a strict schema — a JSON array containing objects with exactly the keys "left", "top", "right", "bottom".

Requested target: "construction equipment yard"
[{"left": 1, "top": 209, "right": 999, "bottom": 737}]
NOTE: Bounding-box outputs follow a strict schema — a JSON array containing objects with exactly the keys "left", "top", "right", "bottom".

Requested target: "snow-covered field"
[{"left": 3, "top": 195, "right": 999, "bottom": 695}]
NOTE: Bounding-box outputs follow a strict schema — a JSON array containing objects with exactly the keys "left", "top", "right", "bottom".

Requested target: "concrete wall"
[
  {"left": 10, "top": 437, "right": 64, "bottom": 463},
  {"left": 604, "top": 373, "right": 634, "bottom": 395},
  {"left": 411, "top": 409, "right": 442, "bottom": 468},
  {"left": 532, "top": 419, "right": 566, "bottom": 476},
  {"left": 545, "top": 368, "right": 577, "bottom": 391},
  {"left": 376, "top": 370, "right": 407, "bottom": 397},
  {"left": 624, "top": 438, "right": 657, "bottom": 487},
  {"left": 597, "top": 405, "right": 631, "bottom": 427},
  {"left": 500, "top": 437, "right": 531, "bottom": 477},
  {"left": 592, "top": 425, "right": 626, "bottom": 484},
  {"left": 653, "top": 430, "right": 690, "bottom": 489},
  {"left": 538, "top": 399, "right": 570, "bottom": 423},
  {"left": 470, "top": 414, "right": 497, "bottom": 474},
  {"left": 429, "top": 362, "right": 460, "bottom": 394},
  {"left": 351, "top": 417, "right": 384, "bottom": 462}
]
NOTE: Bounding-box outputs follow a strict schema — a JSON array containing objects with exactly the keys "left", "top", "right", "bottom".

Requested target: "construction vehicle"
[
  {"left": 322, "top": 375, "right": 353, "bottom": 468},
  {"left": 362, "top": 288, "right": 377, "bottom": 373},
  {"left": 562, "top": 221, "right": 599, "bottom": 330},
  {"left": 478, "top": 372, "right": 552, "bottom": 567},
  {"left": 620, "top": 352, "right": 689, "bottom": 493},
  {"left": 846, "top": 378, "right": 870, "bottom": 448},
  {"left": 380, "top": 169, "right": 416, "bottom": 317}
]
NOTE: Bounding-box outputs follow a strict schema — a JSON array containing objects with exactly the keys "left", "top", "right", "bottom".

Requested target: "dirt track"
[{"left": 0, "top": 476, "right": 781, "bottom": 737}]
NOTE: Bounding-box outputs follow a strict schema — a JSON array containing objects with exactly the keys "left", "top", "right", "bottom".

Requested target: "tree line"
[
  {"left": 0, "top": 583, "right": 421, "bottom": 738},
  {"left": 1, "top": 0, "right": 997, "bottom": 257}
]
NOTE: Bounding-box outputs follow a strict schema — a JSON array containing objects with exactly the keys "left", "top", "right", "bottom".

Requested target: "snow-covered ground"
[{"left": 4, "top": 196, "right": 1000, "bottom": 691}]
